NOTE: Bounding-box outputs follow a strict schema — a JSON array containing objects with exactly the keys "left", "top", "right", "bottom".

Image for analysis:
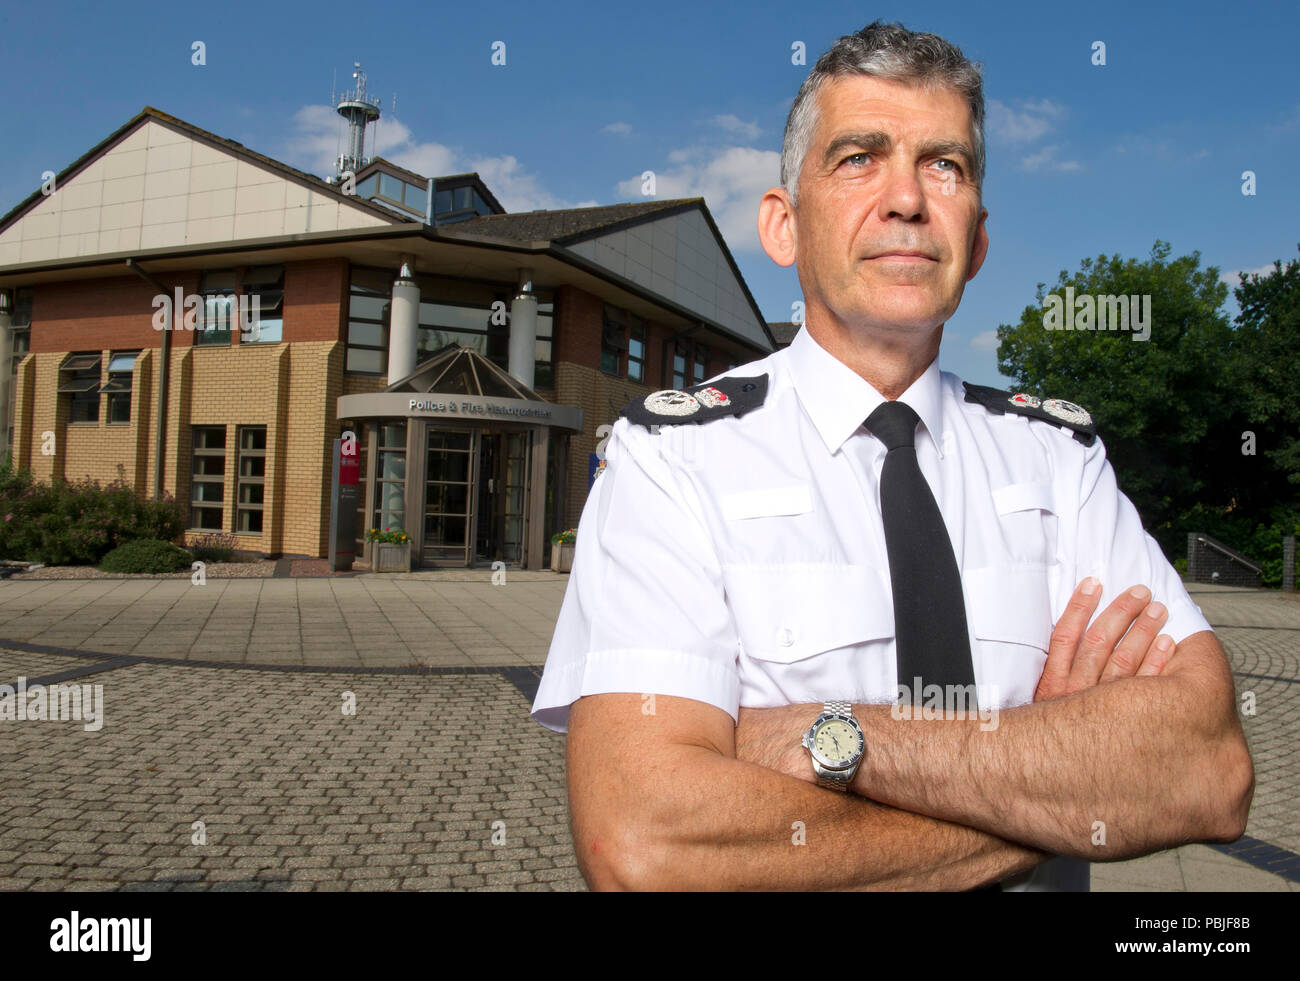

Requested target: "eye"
[
  {"left": 933, "top": 158, "right": 962, "bottom": 174},
  {"left": 841, "top": 152, "right": 870, "bottom": 166}
]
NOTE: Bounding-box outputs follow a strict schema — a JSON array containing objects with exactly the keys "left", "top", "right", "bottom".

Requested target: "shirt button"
[{"left": 778, "top": 627, "right": 795, "bottom": 647}]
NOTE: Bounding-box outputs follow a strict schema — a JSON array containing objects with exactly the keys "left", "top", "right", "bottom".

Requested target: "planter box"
[
  {"left": 372, "top": 541, "right": 412, "bottom": 573},
  {"left": 550, "top": 542, "right": 575, "bottom": 573}
]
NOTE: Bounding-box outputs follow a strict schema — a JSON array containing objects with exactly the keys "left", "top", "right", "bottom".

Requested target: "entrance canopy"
[{"left": 337, "top": 344, "right": 584, "bottom": 430}]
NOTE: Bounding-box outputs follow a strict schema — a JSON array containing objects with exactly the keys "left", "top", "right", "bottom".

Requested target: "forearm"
[
  {"left": 574, "top": 742, "right": 1046, "bottom": 890},
  {"left": 568, "top": 694, "right": 1048, "bottom": 891},
  {"left": 853, "top": 638, "right": 1252, "bottom": 858}
]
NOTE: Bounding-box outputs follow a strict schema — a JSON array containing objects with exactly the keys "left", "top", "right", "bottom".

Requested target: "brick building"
[{"left": 0, "top": 106, "right": 774, "bottom": 568}]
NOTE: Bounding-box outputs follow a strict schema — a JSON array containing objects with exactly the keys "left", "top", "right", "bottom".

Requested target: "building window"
[
  {"left": 10, "top": 287, "right": 32, "bottom": 370},
  {"left": 241, "top": 266, "right": 284, "bottom": 343},
  {"left": 197, "top": 271, "right": 237, "bottom": 345},
  {"left": 237, "top": 426, "right": 266, "bottom": 534},
  {"left": 601, "top": 305, "right": 628, "bottom": 376},
  {"left": 58, "top": 352, "right": 101, "bottom": 423},
  {"left": 668, "top": 339, "right": 709, "bottom": 389},
  {"left": 346, "top": 269, "right": 390, "bottom": 374},
  {"left": 627, "top": 317, "right": 646, "bottom": 383},
  {"left": 102, "top": 351, "right": 137, "bottom": 424},
  {"left": 534, "top": 301, "right": 555, "bottom": 389},
  {"left": 372, "top": 422, "right": 407, "bottom": 535},
  {"left": 191, "top": 426, "right": 226, "bottom": 530}
]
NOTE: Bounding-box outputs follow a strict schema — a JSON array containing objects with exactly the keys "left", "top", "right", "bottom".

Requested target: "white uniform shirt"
[{"left": 533, "top": 325, "right": 1213, "bottom": 892}]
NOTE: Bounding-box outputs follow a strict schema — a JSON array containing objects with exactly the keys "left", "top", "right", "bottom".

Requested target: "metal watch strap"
[{"left": 814, "top": 701, "right": 855, "bottom": 791}]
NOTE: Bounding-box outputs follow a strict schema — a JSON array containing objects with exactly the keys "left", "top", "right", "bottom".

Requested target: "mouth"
[{"left": 865, "top": 251, "right": 938, "bottom": 263}]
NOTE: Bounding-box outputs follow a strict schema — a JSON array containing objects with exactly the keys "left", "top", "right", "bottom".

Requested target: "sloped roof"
[
  {"left": 0, "top": 106, "right": 404, "bottom": 235},
  {"left": 386, "top": 344, "right": 545, "bottom": 401},
  {"left": 446, "top": 200, "right": 694, "bottom": 244}
]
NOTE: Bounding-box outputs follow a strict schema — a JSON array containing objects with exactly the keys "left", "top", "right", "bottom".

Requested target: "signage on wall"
[
  {"left": 408, "top": 397, "right": 553, "bottom": 420},
  {"left": 328, "top": 431, "right": 361, "bottom": 572}
]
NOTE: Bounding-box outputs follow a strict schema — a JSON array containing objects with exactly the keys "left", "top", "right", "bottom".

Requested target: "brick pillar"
[
  {"left": 1187, "top": 532, "right": 1200, "bottom": 582},
  {"left": 1284, "top": 535, "right": 1296, "bottom": 592}
]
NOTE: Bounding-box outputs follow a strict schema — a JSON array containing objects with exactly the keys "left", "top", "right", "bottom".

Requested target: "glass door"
[
  {"left": 501, "top": 432, "right": 528, "bottom": 564},
  {"left": 423, "top": 429, "right": 473, "bottom": 566}
]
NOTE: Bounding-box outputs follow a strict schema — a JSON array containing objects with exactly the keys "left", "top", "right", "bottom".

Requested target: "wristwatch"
[{"left": 801, "top": 701, "right": 866, "bottom": 791}]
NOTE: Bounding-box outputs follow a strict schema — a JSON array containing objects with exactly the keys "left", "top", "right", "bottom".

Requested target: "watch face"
[{"left": 812, "top": 718, "right": 862, "bottom": 768}]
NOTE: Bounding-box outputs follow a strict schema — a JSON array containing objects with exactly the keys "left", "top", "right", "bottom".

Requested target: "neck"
[{"left": 805, "top": 317, "right": 942, "bottom": 400}]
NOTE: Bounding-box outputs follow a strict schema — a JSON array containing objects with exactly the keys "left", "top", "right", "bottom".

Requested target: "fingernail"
[
  {"left": 1081, "top": 577, "right": 1100, "bottom": 595},
  {"left": 1155, "top": 635, "right": 1173, "bottom": 652},
  {"left": 1128, "top": 585, "right": 1150, "bottom": 601},
  {"left": 1145, "top": 601, "right": 1166, "bottom": 619}
]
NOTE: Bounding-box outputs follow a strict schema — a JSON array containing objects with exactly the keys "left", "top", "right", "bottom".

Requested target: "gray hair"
[{"left": 780, "top": 21, "right": 986, "bottom": 206}]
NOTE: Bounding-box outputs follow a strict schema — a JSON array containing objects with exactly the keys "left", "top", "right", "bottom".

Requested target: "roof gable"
[
  {"left": 562, "top": 205, "right": 772, "bottom": 351},
  {"left": 0, "top": 110, "right": 400, "bottom": 267}
]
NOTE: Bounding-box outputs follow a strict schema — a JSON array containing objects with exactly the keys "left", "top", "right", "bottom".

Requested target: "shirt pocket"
[
  {"left": 964, "top": 565, "right": 1053, "bottom": 651},
  {"left": 724, "top": 563, "right": 894, "bottom": 663},
  {"left": 720, "top": 484, "right": 813, "bottom": 521},
  {"left": 991, "top": 481, "right": 1058, "bottom": 567}
]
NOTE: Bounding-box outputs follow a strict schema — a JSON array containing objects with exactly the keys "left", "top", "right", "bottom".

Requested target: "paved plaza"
[{"left": 0, "top": 572, "right": 1295, "bottom": 891}]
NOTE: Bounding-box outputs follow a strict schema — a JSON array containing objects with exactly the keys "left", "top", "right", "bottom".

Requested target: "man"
[{"left": 531, "top": 21, "right": 1253, "bottom": 890}]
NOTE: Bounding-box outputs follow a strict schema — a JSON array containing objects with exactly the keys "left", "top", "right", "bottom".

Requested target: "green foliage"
[
  {"left": 99, "top": 538, "right": 194, "bottom": 574},
  {"left": 996, "top": 241, "right": 1300, "bottom": 578},
  {"left": 0, "top": 459, "right": 185, "bottom": 565},
  {"left": 188, "top": 531, "right": 236, "bottom": 563}
]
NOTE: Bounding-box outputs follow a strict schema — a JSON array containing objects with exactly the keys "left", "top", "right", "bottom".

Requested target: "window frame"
[
  {"left": 102, "top": 351, "right": 138, "bottom": 425},
  {"left": 236, "top": 426, "right": 267, "bottom": 535},
  {"left": 190, "top": 425, "right": 227, "bottom": 531},
  {"left": 58, "top": 351, "right": 102, "bottom": 424}
]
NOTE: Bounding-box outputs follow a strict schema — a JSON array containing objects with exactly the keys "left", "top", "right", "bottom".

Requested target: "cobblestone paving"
[
  {"left": 0, "top": 578, "right": 1295, "bottom": 891},
  {"left": 0, "top": 663, "right": 582, "bottom": 891}
]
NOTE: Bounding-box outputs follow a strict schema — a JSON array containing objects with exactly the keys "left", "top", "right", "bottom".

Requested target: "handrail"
[{"left": 1194, "top": 534, "right": 1263, "bottom": 574}]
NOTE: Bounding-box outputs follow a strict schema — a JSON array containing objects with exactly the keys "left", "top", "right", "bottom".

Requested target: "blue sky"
[{"left": 2, "top": 0, "right": 1295, "bottom": 386}]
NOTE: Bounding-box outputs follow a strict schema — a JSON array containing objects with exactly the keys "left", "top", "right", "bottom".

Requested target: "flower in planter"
[
  {"left": 550, "top": 527, "right": 577, "bottom": 546},
  {"left": 367, "top": 527, "right": 411, "bottom": 545}
]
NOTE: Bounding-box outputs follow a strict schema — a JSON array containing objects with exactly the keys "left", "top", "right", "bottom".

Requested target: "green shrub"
[
  {"left": 188, "top": 531, "right": 236, "bottom": 563},
  {"left": 0, "top": 459, "right": 185, "bottom": 565},
  {"left": 99, "top": 538, "right": 194, "bottom": 574}
]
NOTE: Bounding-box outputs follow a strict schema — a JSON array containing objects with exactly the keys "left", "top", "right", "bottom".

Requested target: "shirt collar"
[{"left": 785, "top": 325, "right": 946, "bottom": 457}]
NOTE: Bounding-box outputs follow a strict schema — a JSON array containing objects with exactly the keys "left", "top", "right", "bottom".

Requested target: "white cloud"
[
  {"left": 1219, "top": 263, "right": 1278, "bottom": 288},
  {"left": 710, "top": 114, "right": 762, "bottom": 141},
  {"left": 603, "top": 121, "right": 632, "bottom": 135},
  {"left": 1021, "top": 144, "right": 1082, "bottom": 173},
  {"left": 986, "top": 98, "right": 1066, "bottom": 144},
  {"left": 971, "top": 330, "right": 1001, "bottom": 352},
  {"left": 616, "top": 143, "right": 781, "bottom": 253},
  {"left": 279, "top": 103, "right": 567, "bottom": 213}
]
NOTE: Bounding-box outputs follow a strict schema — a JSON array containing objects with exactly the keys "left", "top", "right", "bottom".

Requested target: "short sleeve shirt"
[{"left": 532, "top": 326, "right": 1213, "bottom": 892}]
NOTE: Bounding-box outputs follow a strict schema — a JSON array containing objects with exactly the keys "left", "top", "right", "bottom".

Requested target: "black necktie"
[{"left": 865, "top": 400, "right": 976, "bottom": 701}]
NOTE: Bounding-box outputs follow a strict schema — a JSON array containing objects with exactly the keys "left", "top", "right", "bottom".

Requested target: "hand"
[
  {"left": 1034, "top": 578, "right": 1176, "bottom": 701},
  {"left": 735, "top": 706, "right": 820, "bottom": 785}
]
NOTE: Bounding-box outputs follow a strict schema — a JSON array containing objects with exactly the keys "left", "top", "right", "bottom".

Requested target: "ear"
[
  {"left": 966, "top": 206, "right": 989, "bottom": 282},
  {"left": 758, "top": 187, "right": 797, "bottom": 268}
]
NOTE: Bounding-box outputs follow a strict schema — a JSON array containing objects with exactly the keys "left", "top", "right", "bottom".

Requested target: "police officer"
[{"left": 532, "top": 22, "right": 1252, "bottom": 891}]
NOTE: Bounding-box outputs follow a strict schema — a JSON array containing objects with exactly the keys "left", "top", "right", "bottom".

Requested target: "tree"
[
  {"left": 1230, "top": 247, "right": 1300, "bottom": 503},
  {"left": 996, "top": 241, "right": 1239, "bottom": 559}
]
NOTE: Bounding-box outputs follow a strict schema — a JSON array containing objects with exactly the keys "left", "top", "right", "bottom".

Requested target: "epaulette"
[
  {"left": 619, "top": 374, "right": 768, "bottom": 429},
  {"left": 962, "top": 382, "right": 1097, "bottom": 446}
]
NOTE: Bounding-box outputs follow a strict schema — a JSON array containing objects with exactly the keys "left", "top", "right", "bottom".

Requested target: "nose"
[{"left": 875, "top": 159, "right": 926, "bottom": 222}]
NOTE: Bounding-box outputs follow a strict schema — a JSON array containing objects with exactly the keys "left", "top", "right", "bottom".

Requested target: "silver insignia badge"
[
  {"left": 1009, "top": 393, "right": 1041, "bottom": 409},
  {"left": 644, "top": 390, "right": 700, "bottom": 417},
  {"left": 1042, "top": 398, "right": 1091, "bottom": 426},
  {"left": 693, "top": 386, "right": 730, "bottom": 409}
]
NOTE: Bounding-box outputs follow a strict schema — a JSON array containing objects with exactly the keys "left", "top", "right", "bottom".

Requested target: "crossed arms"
[{"left": 566, "top": 580, "right": 1255, "bottom": 891}]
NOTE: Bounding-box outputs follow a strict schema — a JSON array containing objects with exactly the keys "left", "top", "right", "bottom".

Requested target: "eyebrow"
[{"left": 821, "top": 131, "right": 975, "bottom": 173}]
